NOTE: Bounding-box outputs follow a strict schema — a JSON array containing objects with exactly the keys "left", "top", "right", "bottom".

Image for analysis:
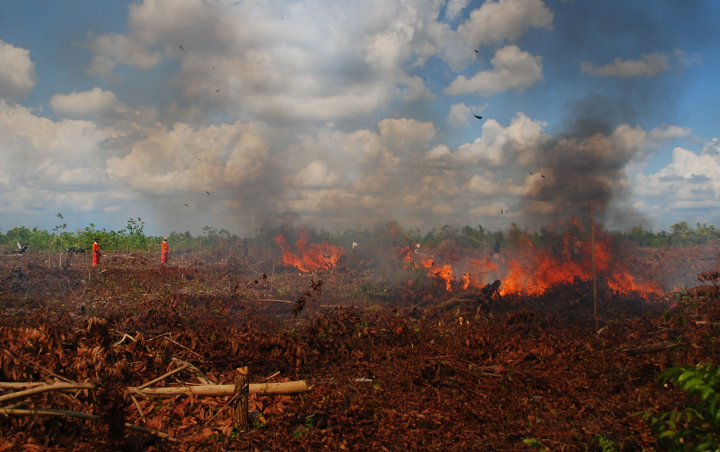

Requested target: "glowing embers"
[{"left": 274, "top": 231, "right": 345, "bottom": 273}]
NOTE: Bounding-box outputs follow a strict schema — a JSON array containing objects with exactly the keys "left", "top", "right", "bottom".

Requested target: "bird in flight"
[
  {"left": 179, "top": 44, "right": 185, "bottom": 53},
  {"left": 473, "top": 114, "right": 483, "bottom": 120},
  {"left": 184, "top": 203, "right": 189, "bottom": 207},
  {"left": 206, "top": 191, "right": 211, "bottom": 196}
]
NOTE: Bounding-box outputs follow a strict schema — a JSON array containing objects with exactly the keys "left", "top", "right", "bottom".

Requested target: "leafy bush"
[
  {"left": 644, "top": 363, "right": 720, "bottom": 451},
  {"left": 595, "top": 434, "right": 618, "bottom": 452}
]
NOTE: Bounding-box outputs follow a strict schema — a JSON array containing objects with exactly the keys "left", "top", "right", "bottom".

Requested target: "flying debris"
[
  {"left": 473, "top": 114, "right": 483, "bottom": 120},
  {"left": 206, "top": 191, "right": 211, "bottom": 196},
  {"left": 541, "top": 174, "right": 546, "bottom": 178},
  {"left": 184, "top": 203, "right": 190, "bottom": 207},
  {"left": 179, "top": 44, "right": 185, "bottom": 53},
  {"left": 216, "top": 89, "right": 220, "bottom": 93},
  {"left": 474, "top": 49, "right": 479, "bottom": 54},
  {"left": 529, "top": 171, "right": 534, "bottom": 175}
]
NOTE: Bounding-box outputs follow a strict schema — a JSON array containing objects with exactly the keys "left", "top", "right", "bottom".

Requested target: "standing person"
[
  {"left": 161, "top": 237, "right": 169, "bottom": 265},
  {"left": 92, "top": 239, "right": 100, "bottom": 266}
]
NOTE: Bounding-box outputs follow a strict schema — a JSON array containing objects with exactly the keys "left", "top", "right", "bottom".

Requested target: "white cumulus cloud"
[
  {"left": 457, "top": 0, "right": 553, "bottom": 46},
  {"left": 0, "top": 40, "right": 36, "bottom": 100},
  {"left": 581, "top": 53, "right": 671, "bottom": 78},
  {"left": 50, "top": 87, "right": 130, "bottom": 119},
  {"left": 444, "top": 45, "right": 543, "bottom": 95}
]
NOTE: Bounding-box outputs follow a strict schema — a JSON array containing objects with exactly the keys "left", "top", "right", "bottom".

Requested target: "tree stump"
[{"left": 233, "top": 366, "right": 249, "bottom": 430}]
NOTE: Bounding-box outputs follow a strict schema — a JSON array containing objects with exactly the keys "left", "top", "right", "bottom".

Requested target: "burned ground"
[{"left": 0, "top": 243, "right": 719, "bottom": 451}]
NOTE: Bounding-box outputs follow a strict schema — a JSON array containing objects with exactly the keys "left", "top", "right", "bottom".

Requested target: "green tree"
[
  {"left": 670, "top": 221, "right": 692, "bottom": 245},
  {"left": 124, "top": 217, "right": 147, "bottom": 251},
  {"left": 53, "top": 212, "right": 68, "bottom": 267}
]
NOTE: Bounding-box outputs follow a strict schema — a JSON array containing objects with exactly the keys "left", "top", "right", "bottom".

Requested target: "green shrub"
[{"left": 644, "top": 363, "right": 720, "bottom": 451}]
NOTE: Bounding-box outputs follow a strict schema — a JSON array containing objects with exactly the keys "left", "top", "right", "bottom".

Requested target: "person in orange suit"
[
  {"left": 92, "top": 239, "right": 100, "bottom": 266},
  {"left": 161, "top": 237, "right": 169, "bottom": 265}
]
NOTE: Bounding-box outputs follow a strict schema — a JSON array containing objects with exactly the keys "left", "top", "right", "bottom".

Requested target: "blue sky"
[{"left": 0, "top": 0, "right": 719, "bottom": 236}]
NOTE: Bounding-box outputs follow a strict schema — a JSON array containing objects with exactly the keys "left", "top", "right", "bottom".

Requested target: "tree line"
[{"left": 1, "top": 218, "right": 719, "bottom": 254}]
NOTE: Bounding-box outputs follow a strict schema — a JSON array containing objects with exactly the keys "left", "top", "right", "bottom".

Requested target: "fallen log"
[
  {"left": 128, "top": 380, "right": 310, "bottom": 397},
  {"left": 621, "top": 341, "right": 680, "bottom": 354},
  {"left": 1, "top": 380, "right": 310, "bottom": 399}
]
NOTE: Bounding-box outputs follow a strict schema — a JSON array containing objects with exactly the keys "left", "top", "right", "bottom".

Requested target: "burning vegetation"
[
  {"left": 274, "top": 220, "right": 665, "bottom": 302},
  {"left": 0, "top": 220, "right": 719, "bottom": 449},
  {"left": 274, "top": 230, "right": 345, "bottom": 273}
]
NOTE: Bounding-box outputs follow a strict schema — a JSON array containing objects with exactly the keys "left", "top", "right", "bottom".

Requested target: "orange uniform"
[
  {"left": 92, "top": 241, "right": 100, "bottom": 266},
  {"left": 161, "top": 239, "right": 169, "bottom": 265}
]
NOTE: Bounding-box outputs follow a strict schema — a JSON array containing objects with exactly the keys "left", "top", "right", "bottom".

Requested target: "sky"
[{"left": 0, "top": 0, "right": 719, "bottom": 237}]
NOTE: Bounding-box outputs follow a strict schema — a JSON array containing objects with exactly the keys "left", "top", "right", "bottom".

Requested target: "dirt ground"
[{"left": 1, "top": 243, "right": 719, "bottom": 451}]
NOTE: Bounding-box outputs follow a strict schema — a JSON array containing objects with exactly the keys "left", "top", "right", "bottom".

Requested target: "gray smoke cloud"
[{"left": 519, "top": 98, "right": 646, "bottom": 230}]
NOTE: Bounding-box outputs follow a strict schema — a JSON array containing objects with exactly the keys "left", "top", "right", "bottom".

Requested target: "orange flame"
[
  {"left": 497, "top": 224, "right": 661, "bottom": 297},
  {"left": 421, "top": 259, "right": 455, "bottom": 292},
  {"left": 274, "top": 232, "right": 345, "bottom": 272},
  {"left": 399, "top": 220, "right": 662, "bottom": 298},
  {"left": 462, "top": 273, "right": 471, "bottom": 290}
]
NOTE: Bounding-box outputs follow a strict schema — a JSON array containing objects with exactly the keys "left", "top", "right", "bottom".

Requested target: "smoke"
[
  {"left": 518, "top": 98, "right": 648, "bottom": 231},
  {"left": 511, "top": 0, "right": 707, "bottom": 231}
]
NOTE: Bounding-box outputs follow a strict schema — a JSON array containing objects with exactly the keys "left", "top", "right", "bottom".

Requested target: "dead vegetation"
[{"left": 0, "top": 244, "right": 719, "bottom": 450}]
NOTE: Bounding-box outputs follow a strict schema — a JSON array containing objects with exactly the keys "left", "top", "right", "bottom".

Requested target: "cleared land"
[{"left": 0, "top": 241, "right": 719, "bottom": 450}]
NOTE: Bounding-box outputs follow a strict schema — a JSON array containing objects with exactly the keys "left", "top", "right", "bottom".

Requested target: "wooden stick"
[
  {"left": 265, "top": 371, "right": 281, "bottom": 381},
  {"left": 0, "top": 382, "right": 95, "bottom": 404},
  {"left": 0, "top": 407, "right": 97, "bottom": 421},
  {"left": 113, "top": 333, "right": 135, "bottom": 347},
  {"left": 0, "top": 382, "right": 45, "bottom": 389},
  {"left": 160, "top": 336, "right": 203, "bottom": 359},
  {"left": 129, "top": 380, "right": 310, "bottom": 397},
  {"left": 622, "top": 341, "right": 680, "bottom": 354},
  {"left": 1, "top": 379, "right": 311, "bottom": 399},
  {"left": 123, "top": 422, "right": 178, "bottom": 443},
  {"left": 259, "top": 298, "right": 296, "bottom": 304},
  {"left": 130, "top": 394, "right": 146, "bottom": 423},
  {"left": 136, "top": 362, "right": 191, "bottom": 390},
  {"left": 172, "top": 358, "right": 215, "bottom": 384}
]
